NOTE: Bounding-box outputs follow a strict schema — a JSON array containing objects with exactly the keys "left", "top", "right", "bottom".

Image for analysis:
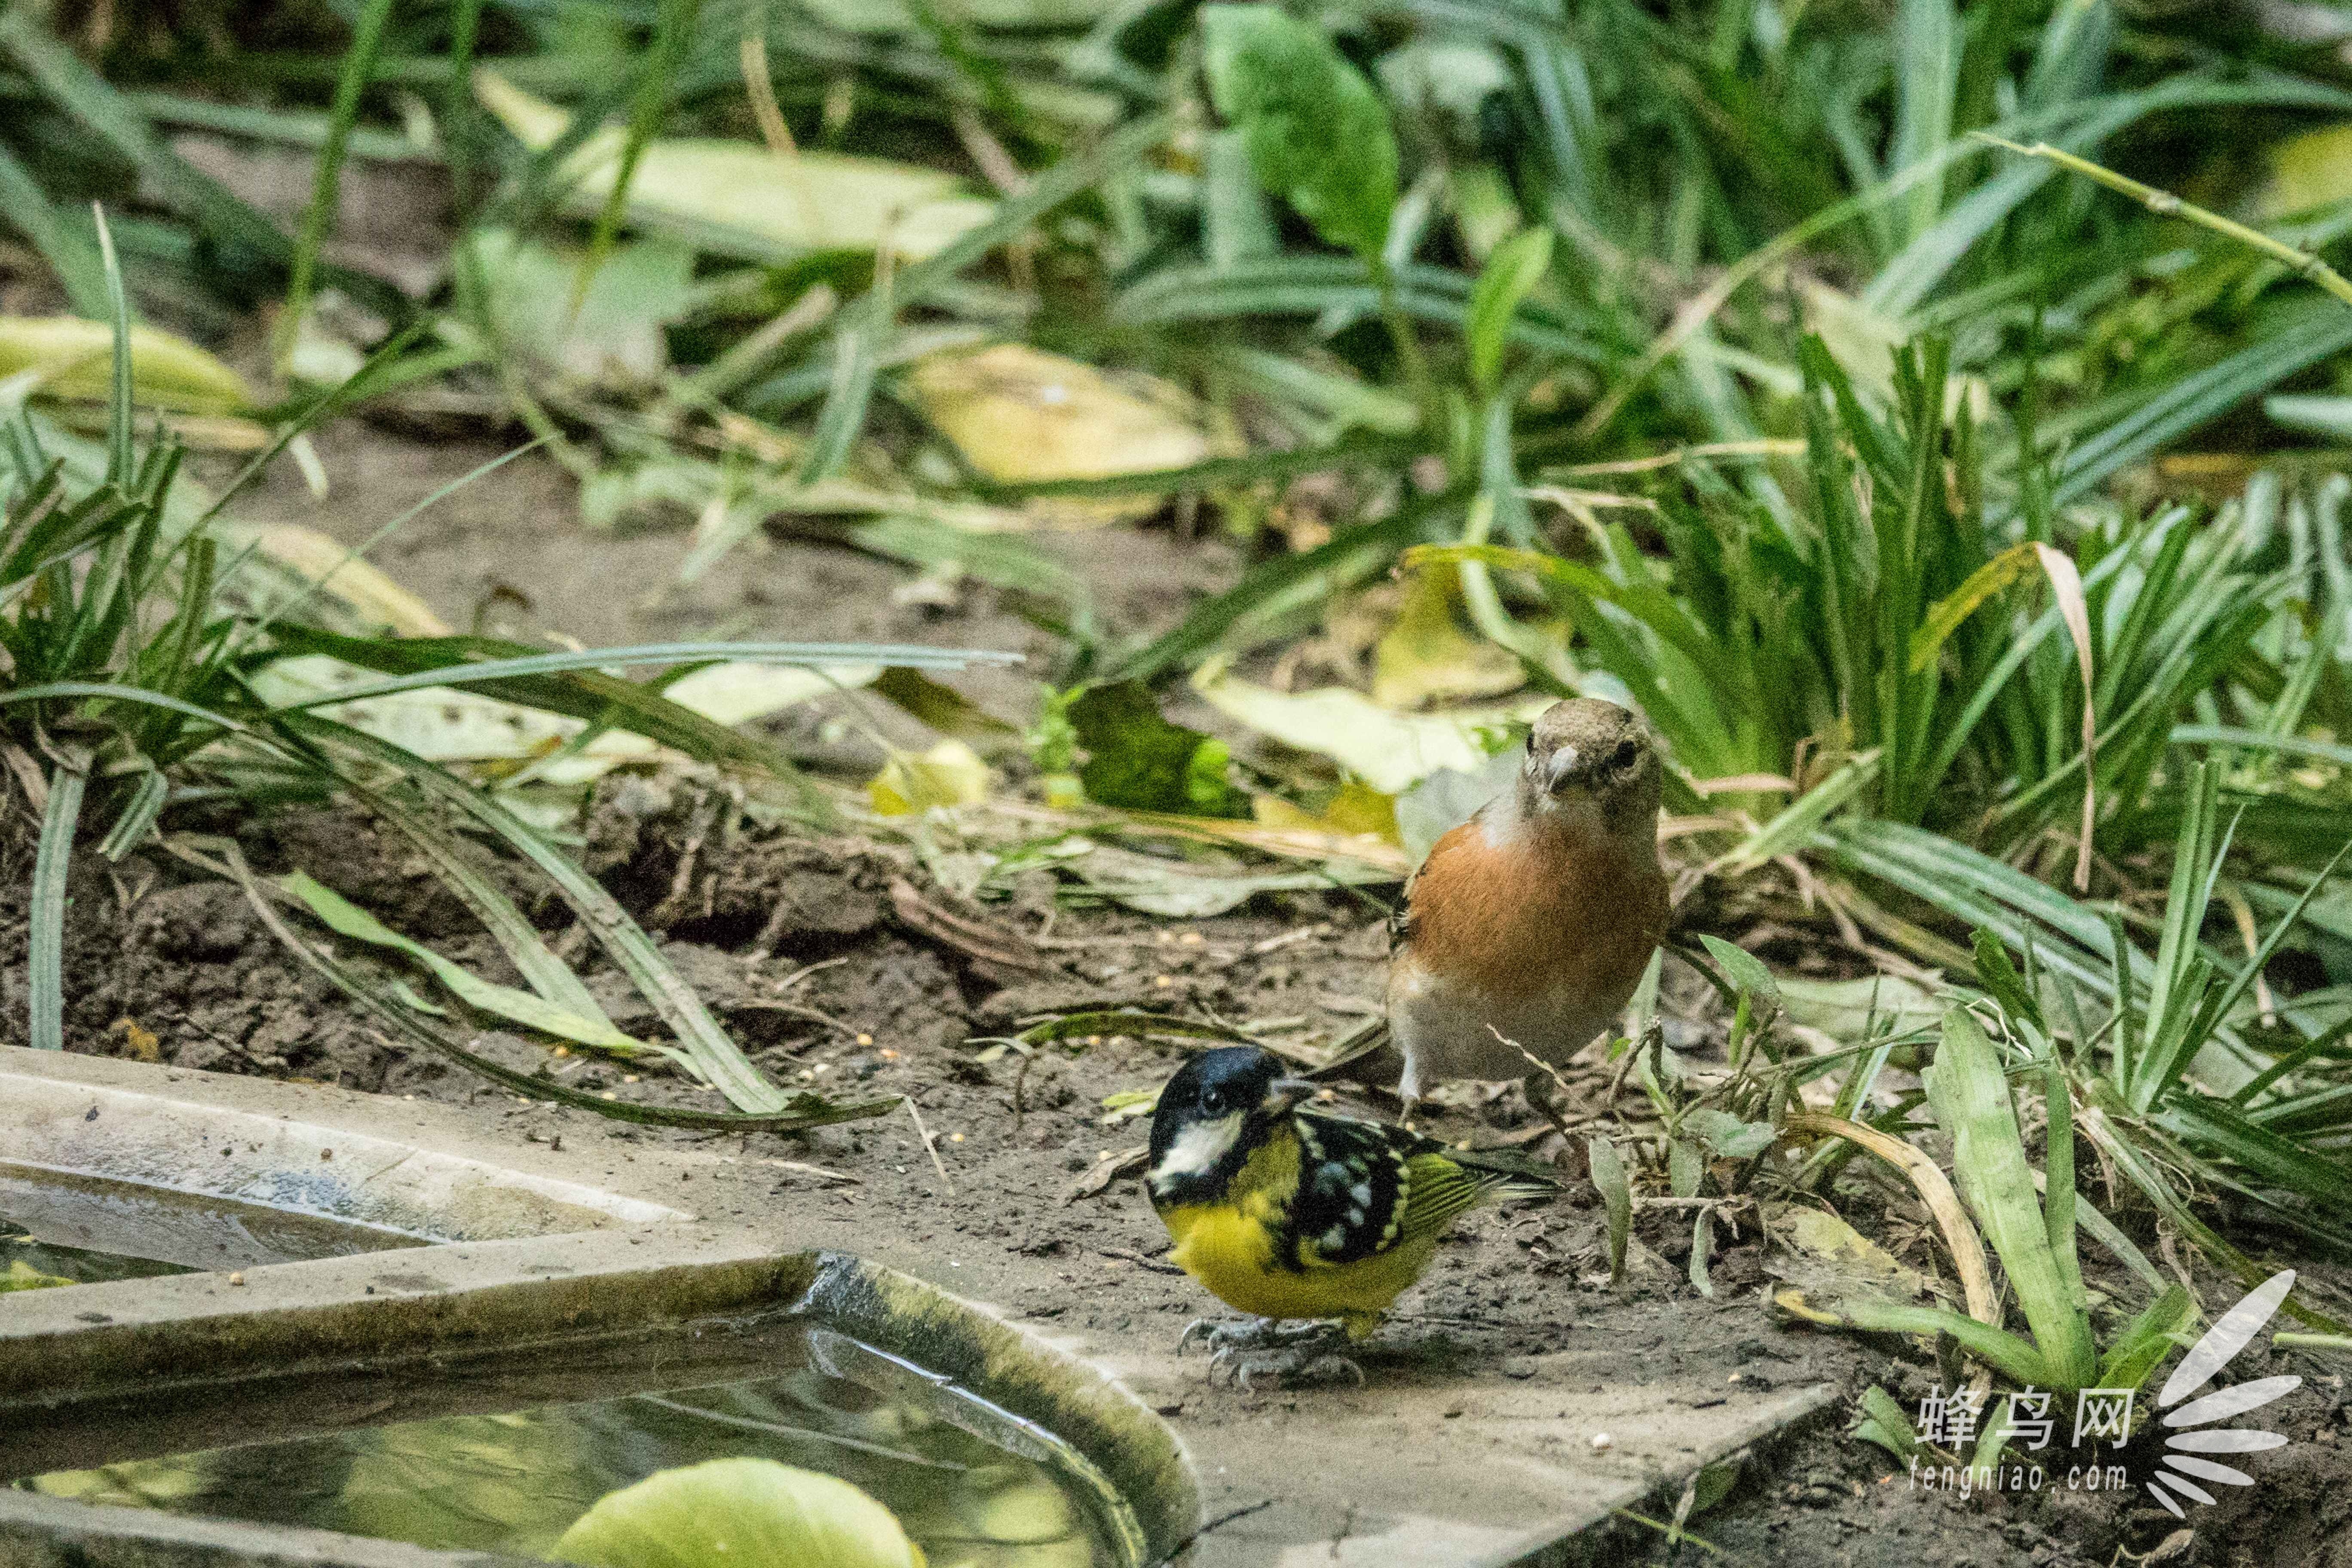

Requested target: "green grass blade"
[
  {"left": 0, "top": 9, "right": 315, "bottom": 285},
  {"left": 330, "top": 765, "right": 616, "bottom": 1025},
  {"left": 27, "top": 762, "right": 86, "bottom": 1051},
  {"left": 266, "top": 637, "right": 1017, "bottom": 704},
  {"left": 278, "top": 0, "right": 395, "bottom": 374},
  {"left": 1927, "top": 1007, "right": 2098, "bottom": 1387},
  {"left": 2095, "top": 1286, "right": 2195, "bottom": 1391},
  {"left": 280, "top": 870, "right": 652, "bottom": 1055},
  {"left": 1793, "top": 1292, "right": 2054, "bottom": 1387},
  {"left": 97, "top": 767, "right": 168, "bottom": 862},
  {"left": 1891, "top": 0, "right": 1960, "bottom": 245},
  {"left": 785, "top": 111, "right": 1171, "bottom": 474},
  {"left": 286, "top": 715, "right": 795, "bottom": 1115},
  {"left": 93, "top": 207, "right": 131, "bottom": 487},
  {"left": 580, "top": 0, "right": 703, "bottom": 305},
  {"left": 2056, "top": 303, "right": 2352, "bottom": 505},
  {"left": 208, "top": 840, "right": 892, "bottom": 1132},
  {"left": 2173, "top": 725, "right": 2352, "bottom": 770},
  {"left": 0, "top": 143, "right": 106, "bottom": 318}
]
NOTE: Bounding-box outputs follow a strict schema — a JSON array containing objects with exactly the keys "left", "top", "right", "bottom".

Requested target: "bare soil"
[{"left": 8, "top": 420, "right": 2350, "bottom": 1566}]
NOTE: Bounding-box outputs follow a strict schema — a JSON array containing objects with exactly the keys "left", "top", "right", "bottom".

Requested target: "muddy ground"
[{"left": 5, "top": 419, "right": 2350, "bottom": 1565}]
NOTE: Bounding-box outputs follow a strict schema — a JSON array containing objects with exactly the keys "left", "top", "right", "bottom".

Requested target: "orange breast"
[{"left": 1404, "top": 815, "right": 1668, "bottom": 1006}]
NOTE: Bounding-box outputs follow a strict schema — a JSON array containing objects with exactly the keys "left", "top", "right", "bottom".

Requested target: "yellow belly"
[{"left": 1160, "top": 1202, "right": 1438, "bottom": 1336}]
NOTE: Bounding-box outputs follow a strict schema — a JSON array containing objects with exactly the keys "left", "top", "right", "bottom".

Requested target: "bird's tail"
[{"left": 1450, "top": 1145, "right": 1563, "bottom": 1201}]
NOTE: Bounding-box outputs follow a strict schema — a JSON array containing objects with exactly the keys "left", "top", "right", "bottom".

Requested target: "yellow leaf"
[
  {"left": 474, "top": 72, "right": 992, "bottom": 263},
  {"left": 215, "top": 522, "right": 452, "bottom": 636},
  {"left": 2258, "top": 123, "right": 2352, "bottom": 220},
  {"left": 869, "top": 740, "right": 991, "bottom": 815},
  {"left": 1371, "top": 567, "right": 1527, "bottom": 709},
  {"left": 1252, "top": 780, "right": 1400, "bottom": 846},
  {"left": 902, "top": 344, "right": 1215, "bottom": 527},
  {"left": 0, "top": 316, "right": 253, "bottom": 413}
]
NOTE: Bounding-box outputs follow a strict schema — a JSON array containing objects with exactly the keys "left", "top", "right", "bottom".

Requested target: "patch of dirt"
[{"left": 10, "top": 420, "right": 2350, "bottom": 1562}]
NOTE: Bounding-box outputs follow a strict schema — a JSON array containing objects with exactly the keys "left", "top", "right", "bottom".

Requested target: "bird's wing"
[
  {"left": 1287, "top": 1115, "right": 1412, "bottom": 1268},
  {"left": 1393, "top": 1151, "right": 1516, "bottom": 1247}
]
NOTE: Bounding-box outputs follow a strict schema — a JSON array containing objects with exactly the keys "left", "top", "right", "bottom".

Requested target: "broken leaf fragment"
[
  {"left": 903, "top": 344, "right": 1214, "bottom": 526},
  {"left": 870, "top": 740, "right": 992, "bottom": 815}
]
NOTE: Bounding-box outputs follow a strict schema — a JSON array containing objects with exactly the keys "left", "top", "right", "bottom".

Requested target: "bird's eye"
[
  {"left": 1199, "top": 1087, "right": 1225, "bottom": 1115},
  {"left": 1612, "top": 739, "right": 1639, "bottom": 769}
]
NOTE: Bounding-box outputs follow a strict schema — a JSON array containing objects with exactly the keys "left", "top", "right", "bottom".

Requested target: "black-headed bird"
[
  {"left": 1386, "top": 697, "right": 1669, "bottom": 1105},
  {"left": 1145, "top": 1046, "right": 1555, "bottom": 1381}
]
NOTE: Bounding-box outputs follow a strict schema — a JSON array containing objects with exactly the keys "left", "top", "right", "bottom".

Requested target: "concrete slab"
[{"left": 0, "top": 1047, "right": 1838, "bottom": 1566}]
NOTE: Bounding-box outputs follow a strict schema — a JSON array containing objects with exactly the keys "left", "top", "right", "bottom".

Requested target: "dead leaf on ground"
[
  {"left": 1373, "top": 568, "right": 1528, "bottom": 709},
  {"left": 1062, "top": 1144, "right": 1149, "bottom": 1204},
  {"left": 0, "top": 316, "right": 254, "bottom": 413},
  {"left": 1193, "top": 660, "right": 1550, "bottom": 795},
  {"left": 476, "top": 72, "right": 994, "bottom": 263},
  {"left": 109, "top": 1017, "right": 161, "bottom": 1063},
  {"left": 903, "top": 344, "right": 1216, "bottom": 527},
  {"left": 869, "top": 740, "right": 992, "bottom": 815},
  {"left": 887, "top": 877, "right": 1054, "bottom": 972}
]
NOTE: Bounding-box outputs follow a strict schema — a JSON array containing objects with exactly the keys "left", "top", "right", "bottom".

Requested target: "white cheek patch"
[{"left": 1156, "top": 1114, "right": 1244, "bottom": 1179}]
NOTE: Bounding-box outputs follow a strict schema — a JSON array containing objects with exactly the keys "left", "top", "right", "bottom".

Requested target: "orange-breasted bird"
[{"left": 1384, "top": 697, "right": 1669, "bottom": 1104}]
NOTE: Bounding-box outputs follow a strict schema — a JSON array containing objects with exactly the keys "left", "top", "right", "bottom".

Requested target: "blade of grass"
[
  {"left": 580, "top": 0, "right": 704, "bottom": 307},
  {"left": 280, "top": 870, "right": 657, "bottom": 1054},
  {"left": 0, "top": 144, "right": 106, "bottom": 318},
  {"left": 27, "top": 757, "right": 86, "bottom": 1051},
  {"left": 287, "top": 715, "right": 795, "bottom": 1114},
  {"left": 276, "top": 0, "right": 394, "bottom": 374},
  {"left": 96, "top": 767, "right": 167, "bottom": 861},
  {"left": 1927, "top": 1008, "right": 2098, "bottom": 1387},
  {"left": 1589, "top": 1133, "right": 1631, "bottom": 1284},
  {"left": 786, "top": 110, "right": 1170, "bottom": 479},
  {"left": 93, "top": 207, "right": 131, "bottom": 486},
  {"left": 199, "top": 839, "right": 893, "bottom": 1131}
]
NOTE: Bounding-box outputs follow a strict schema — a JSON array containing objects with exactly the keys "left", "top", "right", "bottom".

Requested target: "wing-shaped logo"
[{"left": 2145, "top": 1269, "right": 2300, "bottom": 1518}]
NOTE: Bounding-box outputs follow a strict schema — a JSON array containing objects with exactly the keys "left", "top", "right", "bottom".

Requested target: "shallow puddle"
[
  {"left": 16, "top": 1327, "right": 1139, "bottom": 1568},
  {"left": 0, "top": 1164, "right": 429, "bottom": 1272},
  {"left": 1, "top": 1213, "right": 189, "bottom": 1289}
]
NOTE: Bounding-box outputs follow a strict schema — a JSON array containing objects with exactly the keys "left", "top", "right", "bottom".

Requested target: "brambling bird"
[
  {"left": 1145, "top": 1046, "right": 1555, "bottom": 1381},
  {"left": 1385, "top": 697, "right": 1669, "bottom": 1105}
]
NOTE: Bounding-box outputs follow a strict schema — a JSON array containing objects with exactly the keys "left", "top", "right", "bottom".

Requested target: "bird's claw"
[
  {"left": 1177, "top": 1317, "right": 1316, "bottom": 1357},
  {"left": 1191, "top": 1321, "right": 1363, "bottom": 1389}
]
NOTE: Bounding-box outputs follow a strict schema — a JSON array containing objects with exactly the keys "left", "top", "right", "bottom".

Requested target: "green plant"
[
  {"left": 0, "top": 252, "right": 1010, "bottom": 1130},
  {"left": 1787, "top": 1005, "right": 2193, "bottom": 1394}
]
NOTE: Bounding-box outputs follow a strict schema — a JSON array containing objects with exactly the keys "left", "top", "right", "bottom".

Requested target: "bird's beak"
[
  {"left": 1543, "top": 744, "right": 1583, "bottom": 793},
  {"left": 1261, "top": 1078, "right": 1319, "bottom": 1115}
]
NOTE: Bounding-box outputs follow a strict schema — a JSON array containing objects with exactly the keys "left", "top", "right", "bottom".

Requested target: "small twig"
[
  {"left": 757, "top": 1158, "right": 861, "bottom": 1185},
  {"left": 738, "top": 31, "right": 796, "bottom": 157},
  {"left": 1099, "top": 1246, "right": 1183, "bottom": 1275},
  {"left": 1973, "top": 132, "right": 2352, "bottom": 311},
  {"left": 905, "top": 1095, "right": 954, "bottom": 1195},
  {"left": 1145, "top": 1499, "right": 1276, "bottom": 1568},
  {"left": 772, "top": 956, "right": 851, "bottom": 992}
]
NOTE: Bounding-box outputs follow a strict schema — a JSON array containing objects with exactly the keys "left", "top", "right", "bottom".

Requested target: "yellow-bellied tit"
[{"left": 1144, "top": 1046, "right": 1556, "bottom": 1380}]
